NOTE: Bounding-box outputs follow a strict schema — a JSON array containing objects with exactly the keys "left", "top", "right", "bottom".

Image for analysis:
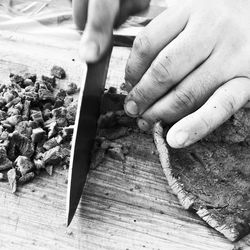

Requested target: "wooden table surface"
[
  {"left": 0, "top": 16, "right": 250, "bottom": 250},
  {"left": 0, "top": 40, "right": 247, "bottom": 250}
]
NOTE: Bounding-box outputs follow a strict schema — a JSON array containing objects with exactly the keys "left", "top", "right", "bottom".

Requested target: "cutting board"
[{"left": 0, "top": 38, "right": 249, "bottom": 250}]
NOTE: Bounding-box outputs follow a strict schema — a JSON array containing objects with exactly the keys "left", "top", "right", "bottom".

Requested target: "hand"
[
  {"left": 73, "top": 0, "right": 150, "bottom": 62},
  {"left": 124, "top": 0, "right": 250, "bottom": 148}
]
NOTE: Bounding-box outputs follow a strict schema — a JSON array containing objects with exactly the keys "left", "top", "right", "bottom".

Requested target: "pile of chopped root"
[
  {"left": 0, "top": 66, "right": 79, "bottom": 193},
  {"left": 91, "top": 109, "right": 136, "bottom": 169},
  {"left": 88, "top": 88, "right": 136, "bottom": 169}
]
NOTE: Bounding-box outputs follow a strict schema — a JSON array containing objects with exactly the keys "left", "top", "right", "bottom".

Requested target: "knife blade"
[
  {"left": 66, "top": 48, "right": 112, "bottom": 226},
  {"left": 66, "top": 5, "right": 165, "bottom": 226}
]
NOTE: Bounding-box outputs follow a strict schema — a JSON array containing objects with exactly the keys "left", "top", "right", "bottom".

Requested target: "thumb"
[
  {"left": 72, "top": 0, "right": 88, "bottom": 30},
  {"left": 80, "top": 0, "right": 119, "bottom": 63}
]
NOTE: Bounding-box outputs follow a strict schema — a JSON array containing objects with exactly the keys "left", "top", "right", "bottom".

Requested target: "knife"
[
  {"left": 66, "top": 48, "right": 112, "bottom": 226},
  {"left": 66, "top": 6, "right": 166, "bottom": 226}
]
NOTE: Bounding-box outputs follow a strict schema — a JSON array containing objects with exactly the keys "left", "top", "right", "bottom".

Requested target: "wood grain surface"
[{"left": 0, "top": 38, "right": 250, "bottom": 250}]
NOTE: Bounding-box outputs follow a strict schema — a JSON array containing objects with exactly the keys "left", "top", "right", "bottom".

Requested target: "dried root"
[
  {"left": 90, "top": 100, "right": 135, "bottom": 169},
  {"left": 153, "top": 122, "right": 196, "bottom": 210},
  {"left": 153, "top": 121, "right": 244, "bottom": 242}
]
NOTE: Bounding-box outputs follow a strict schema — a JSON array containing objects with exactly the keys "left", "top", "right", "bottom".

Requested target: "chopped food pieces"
[
  {"left": 64, "top": 96, "right": 73, "bottom": 107},
  {"left": 15, "top": 121, "right": 32, "bottom": 137},
  {"left": 98, "top": 110, "right": 136, "bottom": 129},
  {"left": 23, "top": 73, "right": 37, "bottom": 83},
  {"left": 42, "top": 75, "right": 56, "bottom": 87},
  {"left": 0, "top": 111, "right": 7, "bottom": 121},
  {"left": 90, "top": 149, "right": 105, "bottom": 170},
  {"left": 8, "top": 131, "right": 34, "bottom": 159},
  {"left": 38, "top": 88, "right": 55, "bottom": 102},
  {"left": 0, "top": 66, "right": 78, "bottom": 192},
  {"left": 23, "top": 79, "right": 33, "bottom": 87},
  {"left": 91, "top": 93, "right": 135, "bottom": 168},
  {"left": 0, "top": 147, "right": 13, "bottom": 171},
  {"left": 10, "top": 74, "right": 24, "bottom": 85},
  {"left": 43, "top": 146, "right": 62, "bottom": 165},
  {"left": 31, "top": 127, "right": 46, "bottom": 143},
  {"left": 31, "top": 110, "right": 44, "bottom": 124},
  {"left": 66, "top": 82, "right": 78, "bottom": 95},
  {"left": 107, "top": 147, "right": 125, "bottom": 161},
  {"left": 98, "top": 111, "right": 117, "bottom": 128},
  {"left": 6, "top": 97, "right": 21, "bottom": 109},
  {"left": 51, "top": 65, "right": 66, "bottom": 79},
  {"left": 7, "top": 168, "right": 17, "bottom": 193},
  {"left": 15, "top": 156, "right": 33, "bottom": 176},
  {"left": 34, "top": 159, "right": 45, "bottom": 170},
  {"left": 18, "top": 172, "right": 35, "bottom": 185},
  {"left": 62, "top": 125, "right": 74, "bottom": 140},
  {"left": 45, "top": 165, "right": 53, "bottom": 176},
  {"left": 22, "top": 100, "right": 30, "bottom": 120},
  {"left": 45, "top": 120, "right": 57, "bottom": 139},
  {"left": 66, "top": 102, "right": 77, "bottom": 125},
  {"left": 99, "top": 127, "right": 128, "bottom": 140},
  {"left": 43, "top": 137, "right": 59, "bottom": 150},
  {"left": 52, "top": 107, "right": 68, "bottom": 127}
]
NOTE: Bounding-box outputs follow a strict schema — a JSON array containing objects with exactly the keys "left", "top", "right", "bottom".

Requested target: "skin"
[
  {"left": 73, "top": 0, "right": 150, "bottom": 62},
  {"left": 73, "top": 0, "right": 250, "bottom": 149}
]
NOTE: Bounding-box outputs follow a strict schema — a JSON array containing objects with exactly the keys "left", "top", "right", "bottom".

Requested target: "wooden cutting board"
[{"left": 0, "top": 38, "right": 249, "bottom": 250}]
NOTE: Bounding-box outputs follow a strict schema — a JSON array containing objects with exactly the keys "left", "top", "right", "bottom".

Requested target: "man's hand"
[
  {"left": 124, "top": 0, "right": 250, "bottom": 148},
  {"left": 73, "top": 0, "right": 150, "bottom": 63}
]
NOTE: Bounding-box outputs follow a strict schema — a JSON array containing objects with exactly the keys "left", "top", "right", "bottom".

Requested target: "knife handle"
[{"left": 113, "top": 35, "right": 135, "bottom": 48}]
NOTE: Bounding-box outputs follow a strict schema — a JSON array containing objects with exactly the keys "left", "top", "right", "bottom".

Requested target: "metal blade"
[{"left": 66, "top": 49, "right": 112, "bottom": 226}]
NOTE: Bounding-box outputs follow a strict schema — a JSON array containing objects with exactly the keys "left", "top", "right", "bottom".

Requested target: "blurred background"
[{"left": 0, "top": 0, "right": 167, "bottom": 49}]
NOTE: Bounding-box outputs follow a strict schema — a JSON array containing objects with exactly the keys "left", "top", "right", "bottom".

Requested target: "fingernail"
[
  {"left": 124, "top": 100, "right": 139, "bottom": 117},
  {"left": 174, "top": 131, "right": 189, "bottom": 147},
  {"left": 137, "top": 119, "right": 150, "bottom": 131},
  {"left": 80, "top": 40, "right": 100, "bottom": 63}
]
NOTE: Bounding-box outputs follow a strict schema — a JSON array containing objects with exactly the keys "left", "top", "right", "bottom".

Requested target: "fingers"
[
  {"left": 79, "top": 0, "right": 120, "bottom": 63},
  {"left": 72, "top": 0, "right": 88, "bottom": 30},
  {"left": 76, "top": 0, "right": 150, "bottom": 63},
  {"left": 124, "top": 19, "right": 216, "bottom": 117},
  {"left": 166, "top": 77, "right": 250, "bottom": 148},
  {"left": 139, "top": 52, "right": 234, "bottom": 128},
  {"left": 125, "top": 5, "right": 190, "bottom": 87}
]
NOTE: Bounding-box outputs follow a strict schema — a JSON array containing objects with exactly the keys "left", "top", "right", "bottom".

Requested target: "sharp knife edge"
[
  {"left": 66, "top": 67, "right": 85, "bottom": 225},
  {"left": 66, "top": 5, "right": 166, "bottom": 226},
  {"left": 66, "top": 49, "right": 112, "bottom": 226}
]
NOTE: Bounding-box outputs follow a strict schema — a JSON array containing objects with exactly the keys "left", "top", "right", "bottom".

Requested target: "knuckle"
[
  {"left": 133, "top": 34, "right": 151, "bottom": 58},
  {"left": 150, "top": 56, "right": 173, "bottom": 85},
  {"left": 132, "top": 86, "right": 150, "bottom": 104},
  {"left": 173, "top": 88, "right": 197, "bottom": 109},
  {"left": 200, "top": 116, "right": 212, "bottom": 132},
  {"left": 125, "top": 64, "right": 134, "bottom": 82},
  {"left": 219, "top": 90, "right": 237, "bottom": 115},
  {"left": 124, "top": 63, "right": 140, "bottom": 86}
]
